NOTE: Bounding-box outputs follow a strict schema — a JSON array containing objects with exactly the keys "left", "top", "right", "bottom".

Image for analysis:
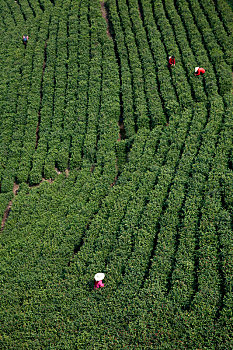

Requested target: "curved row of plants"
[{"left": 0, "top": 0, "right": 232, "bottom": 348}]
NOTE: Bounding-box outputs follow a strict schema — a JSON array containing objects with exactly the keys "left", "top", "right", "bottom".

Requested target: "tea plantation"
[{"left": 0, "top": 0, "right": 233, "bottom": 348}]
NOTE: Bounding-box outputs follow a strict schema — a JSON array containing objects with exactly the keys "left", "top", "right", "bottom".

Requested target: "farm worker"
[
  {"left": 22, "top": 35, "right": 29, "bottom": 46},
  {"left": 94, "top": 273, "right": 105, "bottom": 289},
  {"left": 168, "top": 55, "right": 175, "bottom": 67},
  {"left": 194, "top": 67, "right": 205, "bottom": 76}
]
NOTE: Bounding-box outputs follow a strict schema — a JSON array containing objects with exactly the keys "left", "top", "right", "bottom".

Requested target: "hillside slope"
[{"left": 0, "top": 0, "right": 232, "bottom": 348}]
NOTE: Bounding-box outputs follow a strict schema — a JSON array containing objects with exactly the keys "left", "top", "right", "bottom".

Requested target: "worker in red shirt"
[
  {"left": 195, "top": 67, "right": 205, "bottom": 76},
  {"left": 168, "top": 55, "right": 175, "bottom": 68}
]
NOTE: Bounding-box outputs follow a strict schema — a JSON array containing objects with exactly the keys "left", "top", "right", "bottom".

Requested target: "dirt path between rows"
[
  {"left": 138, "top": 6, "right": 142, "bottom": 19},
  {"left": 117, "top": 121, "right": 126, "bottom": 141},
  {"left": 100, "top": 1, "right": 112, "bottom": 39},
  {"left": 1, "top": 183, "right": 19, "bottom": 232},
  {"left": 31, "top": 167, "right": 70, "bottom": 188}
]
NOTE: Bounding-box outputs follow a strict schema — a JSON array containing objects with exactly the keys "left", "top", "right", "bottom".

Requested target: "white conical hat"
[
  {"left": 94, "top": 273, "right": 105, "bottom": 281},
  {"left": 195, "top": 67, "right": 199, "bottom": 72}
]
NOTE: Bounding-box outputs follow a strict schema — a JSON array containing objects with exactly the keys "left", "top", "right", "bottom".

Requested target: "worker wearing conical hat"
[
  {"left": 195, "top": 67, "right": 205, "bottom": 76},
  {"left": 168, "top": 55, "right": 175, "bottom": 68},
  {"left": 94, "top": 273, "right": 105, "bottom": 289}
]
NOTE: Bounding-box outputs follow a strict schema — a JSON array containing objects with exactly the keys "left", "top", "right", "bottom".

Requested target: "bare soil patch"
[
  {"left": 117, "top": 121, "right": 126, "bottom": 141},
  {"left": 55, "top": 168, "right": 62, "bottom": 175},
  {"left": 1, "top": 184, "right": 19, "bottom": 232},
  {"left": 100, "top": 1, "right": 112, "bottom": 39},
  {"left": 138, "top": 7, "right": 142, "bottom": 19},
  {"left": 55, "top": 168, "right": 70, "bottom": 176}
]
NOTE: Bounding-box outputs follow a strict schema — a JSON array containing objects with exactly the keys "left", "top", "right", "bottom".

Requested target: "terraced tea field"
[{"left": 0, "top": 0, "right": 232, "bottom": 348}]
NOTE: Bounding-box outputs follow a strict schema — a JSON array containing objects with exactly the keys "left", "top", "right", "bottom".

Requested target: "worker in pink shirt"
[
  {"left": 94, "top": 273, "right": 105, "bottom": 289},
  {"left": 195, "top": 67, "right": 205, "bottom": 76}
]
